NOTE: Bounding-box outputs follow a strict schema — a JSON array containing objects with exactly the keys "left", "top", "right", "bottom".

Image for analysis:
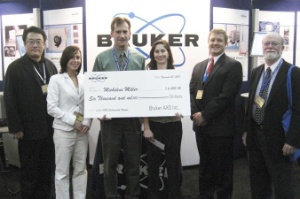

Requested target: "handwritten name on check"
[{"left": 84, "top": 69, "right": 191, "bottom": 118}]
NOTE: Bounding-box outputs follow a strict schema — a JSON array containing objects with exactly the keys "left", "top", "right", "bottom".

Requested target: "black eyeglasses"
[{"left": 26, "top": 40, "right": 44, "bottom": 46}]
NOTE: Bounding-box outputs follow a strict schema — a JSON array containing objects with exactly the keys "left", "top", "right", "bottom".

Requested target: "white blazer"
[{"left": 47, "top": 73, "right": 90, "bottom": 131}]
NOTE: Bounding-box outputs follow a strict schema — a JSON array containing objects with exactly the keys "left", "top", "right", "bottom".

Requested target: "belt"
[{"left": 252, "top": 118, "right": 264, "bottom": 130}]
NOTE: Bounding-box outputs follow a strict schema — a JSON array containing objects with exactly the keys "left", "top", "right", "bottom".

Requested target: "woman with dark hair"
[
  {"left": 47, "top": 45, "right": 90, "bottom": 199},
  {"left": 144, "top": 40, "right": 183, "bottom": 199}
]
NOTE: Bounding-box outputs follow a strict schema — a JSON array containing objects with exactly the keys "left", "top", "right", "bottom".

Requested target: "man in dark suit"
[
  {"left": 4, "top": 26, "right": 57, "bottom": 199},
  {"left": 243, "top": 32, "right": 300, "bottom": 199},
  {"left": 190, "top": 29, "right": 243, "bottom": 199}
]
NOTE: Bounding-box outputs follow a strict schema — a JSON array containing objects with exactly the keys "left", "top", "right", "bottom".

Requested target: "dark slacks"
[
  {"left": 146, "top": 120, "right": 182, "bottom": 199},
  {"left": 101, "top": 118, "right": 141, "bottom": 199},
  {"left": 195, "top": 131, "right": 234, "bottom": 199},
  {"left": 248, "top": 122, "right": 295, "bottom": 199},
  {"left": 18, "top": 135, "right": 54, "bottom": 199}
]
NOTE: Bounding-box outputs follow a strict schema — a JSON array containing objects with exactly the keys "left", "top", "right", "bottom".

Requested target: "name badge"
[
  {"left": 74, "top": 112, "right": 83, "bottom": 122},
  {"left": 196, "top": 90, "right": 203, "bottom": 99},
  {"left": 41, "top": 84, "right": 48, "bottom": 94},
  {"left": 255, "top": 96, "right": 265, "bottom": 108}
]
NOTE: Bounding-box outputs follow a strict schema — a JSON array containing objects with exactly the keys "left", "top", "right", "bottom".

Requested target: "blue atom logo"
[{"left": 114, "top": 12, "right": 186, "bottom": 67}]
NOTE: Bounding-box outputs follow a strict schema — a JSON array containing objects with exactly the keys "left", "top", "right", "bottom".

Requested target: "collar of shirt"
[
  {"left": 264, "top": 58, "right": 282, "bottom": 72},
  {"left": 209, "top": 52, "right": 224, "bottom": 65},
  {"left": 114, "top": 48, "right": 129, "bottom": 58}
]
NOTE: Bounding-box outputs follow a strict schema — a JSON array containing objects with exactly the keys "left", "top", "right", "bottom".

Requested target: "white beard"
[{"left": 264, "top": 51, "right": 280, "bottom": 61}]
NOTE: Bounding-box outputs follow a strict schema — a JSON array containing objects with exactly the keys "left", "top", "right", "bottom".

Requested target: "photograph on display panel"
[
  {"left": 44, "top": 24, "right": 82, "bottom": 53},
  {"left": 3, "top": 25, "right": 27, "bottom": 58}
]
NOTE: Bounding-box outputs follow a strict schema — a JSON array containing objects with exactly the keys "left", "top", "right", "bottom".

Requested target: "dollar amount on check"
[{"left": 84, "top": 69, "right": 191, "bottom": 118}]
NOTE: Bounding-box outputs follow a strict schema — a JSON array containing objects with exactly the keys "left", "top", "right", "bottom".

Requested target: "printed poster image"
[
  {"left": 1, "top": 13, "right": 34, "bottom": 76},
  {"left": 3, "top": 25, "right": 27, "bottom": 57},
  {"left": 43, "top": 7, "right": 83, "bottom": 72},
  {"left": 45, "top": 24, "right": 82, "bottom": 53},
  {"left": 46, "top": 26, "right": 67, "bottom": 52},
  {"left": 259, "top": 21, "right": 280, "bottom": 33}
]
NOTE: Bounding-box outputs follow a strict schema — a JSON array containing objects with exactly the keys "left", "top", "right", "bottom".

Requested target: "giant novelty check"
[{"left": 84, "top": 69, "right": 191, "bottom": 118}]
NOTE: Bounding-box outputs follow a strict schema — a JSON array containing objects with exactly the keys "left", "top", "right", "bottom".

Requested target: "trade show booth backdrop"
[{"left": 0, "top": 0, "right": 299, "bottom": 168}]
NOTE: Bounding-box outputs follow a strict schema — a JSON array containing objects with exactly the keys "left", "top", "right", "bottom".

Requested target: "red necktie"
[{"left": 206, "top": 57, "right": 214, "bottom": 75}]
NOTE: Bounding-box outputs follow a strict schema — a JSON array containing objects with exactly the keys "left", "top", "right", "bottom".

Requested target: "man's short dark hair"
[{"left": 22, "top": 26, "right": 47, "bottom": 42}]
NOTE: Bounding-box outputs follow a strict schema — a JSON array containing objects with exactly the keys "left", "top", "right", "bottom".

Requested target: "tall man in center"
[
  {"left": 190, "top": 29, "right": 243, "bottom": 199},
  {"left": 93, "top": 17, "right": 145, "bottom": 199}
]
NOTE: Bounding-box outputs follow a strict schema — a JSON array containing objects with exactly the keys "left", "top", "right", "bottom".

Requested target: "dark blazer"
[
  {"left": 245, "top": 59, "right": 300, "bottom": 151},
  {"left": 4, "top": 54, "right": 57, "bottom": 140},
  {"left": 190, "top": 53, "right": 243, "bottom": 136}
]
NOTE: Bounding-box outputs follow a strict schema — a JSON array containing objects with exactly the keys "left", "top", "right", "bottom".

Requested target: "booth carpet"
[{"left": 1, "top": 155, "right": 300, "bottom": 199}]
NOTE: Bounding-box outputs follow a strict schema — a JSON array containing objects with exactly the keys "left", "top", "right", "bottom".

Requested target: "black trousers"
[
  {"left": 248, "top": 122, "right": 295, "bottom": 199},
  {"left": 195, "top": 131, "right": 234, "bottom": 199},
  {"left": 18, "top": 135, "right": 55, "bottom": 199},
  {"left": 146, "top": 120, "right": 182, "bottom": 199}
]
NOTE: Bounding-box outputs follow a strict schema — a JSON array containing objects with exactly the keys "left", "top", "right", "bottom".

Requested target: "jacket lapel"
[
  {"left": 251, "top": 65, "right": 264, "bottom": 100},
  {"left": 77, "top": 75, "right": 84, "bottom": 96},
  {"left": 63, "top": 73, "right": 78, "bottom": 93}
]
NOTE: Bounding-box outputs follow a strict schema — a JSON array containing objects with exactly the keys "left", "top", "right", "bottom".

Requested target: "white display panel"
[
  {"left": 256, "top": 10, "right": 295, "bottom": 65},
  {"left": 43, "top": 7, "right": 84, "bottom": 73}
]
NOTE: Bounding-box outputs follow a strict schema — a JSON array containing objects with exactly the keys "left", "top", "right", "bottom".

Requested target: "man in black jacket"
[
  {"left": 190, "top": 29, "right": 243, "bottom": 199},
  {"left": 244, "top": 32, "right": 300, "bottom": 199},
  {"left": 4, "top": 26, "right": 57, "bottom": 199}
]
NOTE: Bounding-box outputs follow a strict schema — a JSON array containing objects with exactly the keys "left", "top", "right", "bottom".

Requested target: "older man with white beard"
[{"left": 243, "top": 32, "right": 300, "bottom": 199}]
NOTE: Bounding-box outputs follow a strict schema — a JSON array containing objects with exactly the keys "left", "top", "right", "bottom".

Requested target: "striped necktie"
[
  {"left": 254, "top": 67, "right": 272, "bottom": 123},
  {"left": 119, "top": 53, "right": 126, "bottom": 71}
]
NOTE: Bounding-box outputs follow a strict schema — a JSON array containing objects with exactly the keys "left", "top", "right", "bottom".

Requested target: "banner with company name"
[
  {"left": 86, "top": 0, "right": 211, "bottom": 167},
  {"left": 85, "top": 0, "right": 210, "bottom": 74}
]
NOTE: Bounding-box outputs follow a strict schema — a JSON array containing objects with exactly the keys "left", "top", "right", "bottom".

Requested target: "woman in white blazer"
[{"left": 47, "top": 46, "right": 90, "bottom": 199}]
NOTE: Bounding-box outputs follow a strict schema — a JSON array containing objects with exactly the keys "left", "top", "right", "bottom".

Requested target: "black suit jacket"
[
  {"left": 245, "top": 59, "right": 300, "bottom": 151},
  {"left": 4, "top": 54, "right": 57, "bottom": 140},
  {"left": 190, "top": 53, "right": 243, "bottom": 136}
]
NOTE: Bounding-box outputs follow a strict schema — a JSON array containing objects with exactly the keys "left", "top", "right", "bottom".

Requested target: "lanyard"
[
  {"left": 33, "top": 63, "right": 46, "bottom": 84},
  {"left": 112, "top": 49, "right": 130, "bottom": 71},
  {"left": 203, "top": 71, "right": 209, "bottom": 83},
  {"left": 203, "top": 73, "right": 209, "bottom": 83},
  {"left": 259, "top": 59, "right": 282, "bottom": 95}
]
